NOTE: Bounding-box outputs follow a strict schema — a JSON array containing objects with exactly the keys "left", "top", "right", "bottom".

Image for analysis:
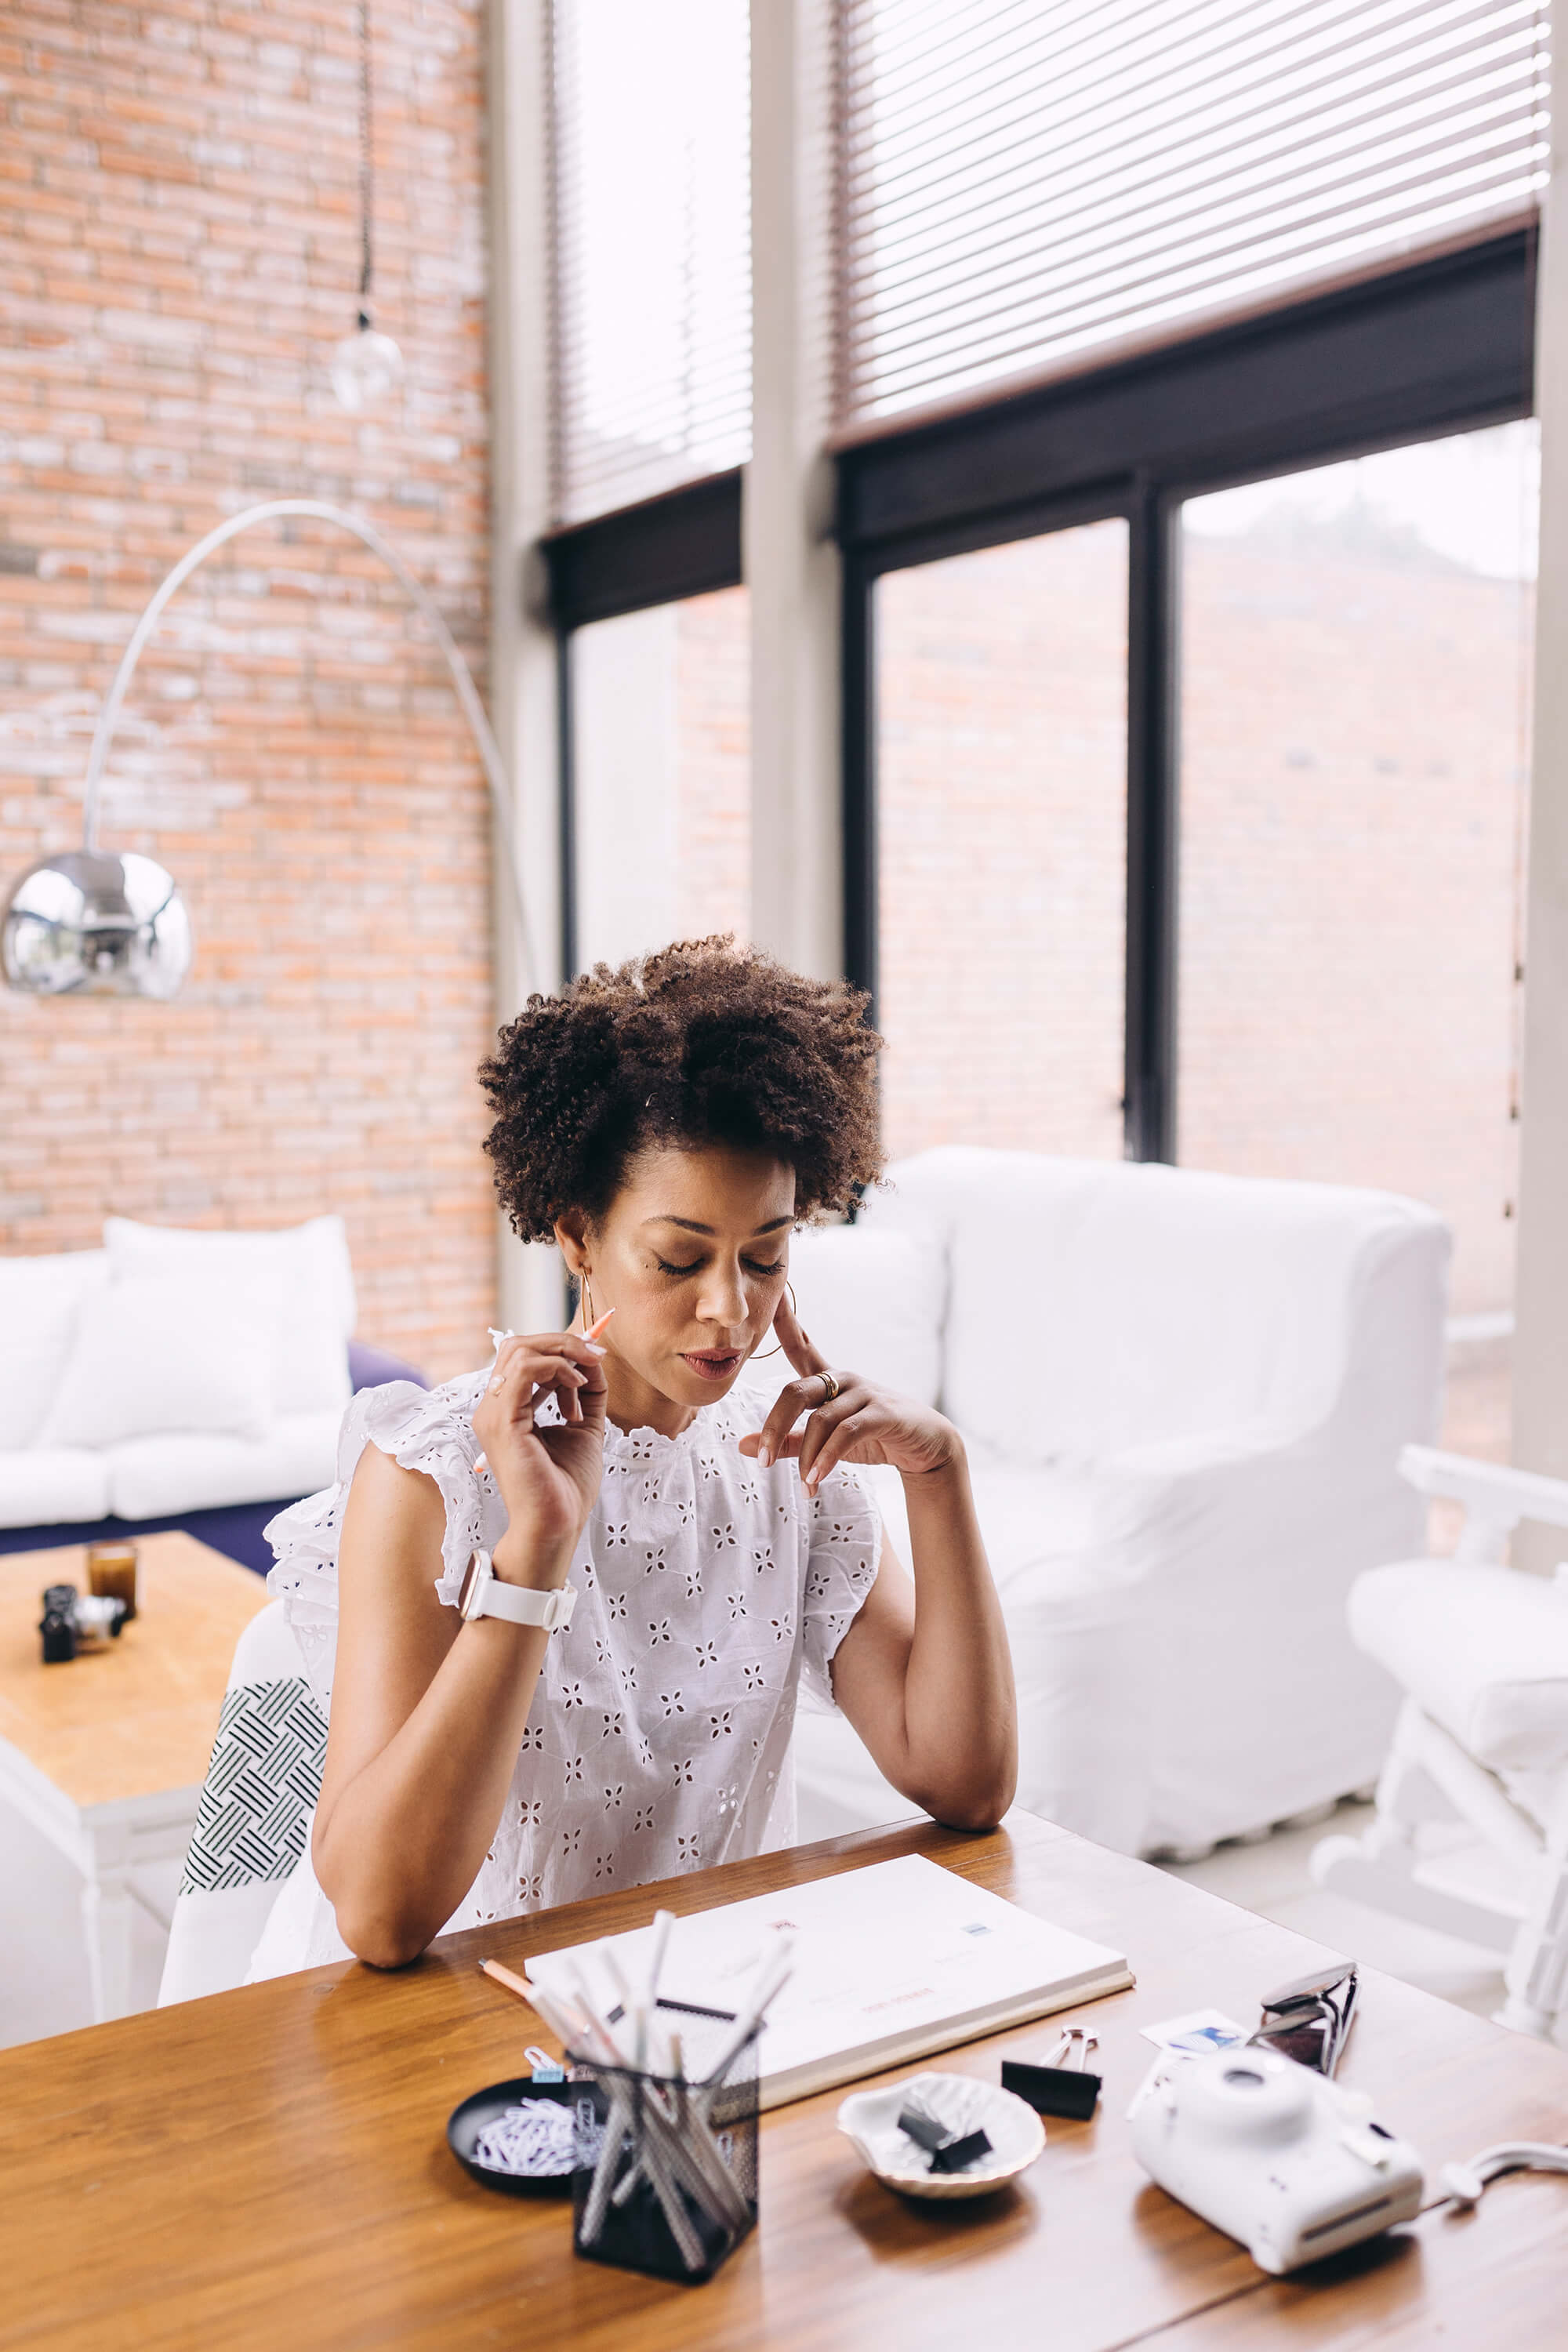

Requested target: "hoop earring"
[{"left": 751, "top": 1281, "right": 798, "bottom": 1360}]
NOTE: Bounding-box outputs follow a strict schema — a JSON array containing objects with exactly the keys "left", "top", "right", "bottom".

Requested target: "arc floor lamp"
[{"left": 0, "top": 499, "right": 535, "bottom": 1000}]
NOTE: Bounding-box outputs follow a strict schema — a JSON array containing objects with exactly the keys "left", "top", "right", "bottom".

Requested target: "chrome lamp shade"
[{"left": 1, "top": 849, "right": 194, "bottom": 1000}]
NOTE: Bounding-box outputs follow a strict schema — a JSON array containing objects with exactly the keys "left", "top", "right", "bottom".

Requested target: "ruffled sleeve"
[
  {"left": 798, "top": 1463, "right": 883, "bottom": 1711},
  {"left": 263, "top": 1373, "right": 502, "bottom": 1704}
]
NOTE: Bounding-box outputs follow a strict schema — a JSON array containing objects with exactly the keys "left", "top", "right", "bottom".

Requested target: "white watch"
[{"left": 457, "top": 1549, "right": 576, "bottom": 1634}]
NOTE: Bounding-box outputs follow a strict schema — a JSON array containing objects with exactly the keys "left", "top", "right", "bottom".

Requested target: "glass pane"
[
  {"left": 551, "top": 0, "right": 750, "bottom": 521},
  {"left": 877, "top": 521, "right": 1129, "bottom": 1160},
  {"left": 1178, "top": 419, "right": 1537, "bottom": 1494},
  {"left": 572, "top": 586, "right": 750, "bottom": 969}
]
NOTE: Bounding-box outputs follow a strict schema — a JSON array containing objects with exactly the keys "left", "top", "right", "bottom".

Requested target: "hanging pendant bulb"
[
  {"left": 335, "top": 2, "right": 401, "bottom": 415},
  {"left": 332, "top": 307, "right": 404, "bottom": 412}
]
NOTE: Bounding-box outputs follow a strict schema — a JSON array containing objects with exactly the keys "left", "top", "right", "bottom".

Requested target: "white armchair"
[
  {"left": 782, "top": 1148, "right": 1450, "bottom": 1858},
  {"left": 1311, "top": 1444, "right": 1568, "bottom": 2039}
]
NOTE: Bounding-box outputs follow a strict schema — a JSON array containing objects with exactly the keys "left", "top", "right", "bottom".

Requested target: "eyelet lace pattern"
[{"left": 246, "top": 1373, "right": 880, "bottom": 1978}]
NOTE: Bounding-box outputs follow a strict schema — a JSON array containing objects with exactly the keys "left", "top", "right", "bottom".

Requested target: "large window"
[
  {"left": 1178, "top": 419, "right": 1537, "bottom": 1462},
  {"left": 570, "top": 587, "right": 750, "bottom": 971},
  {"left": 876, "top": 522, "right": 1129, "bottom": 1160},
  {"left": 541, "top": 9, "right": 1544, "bottom": 1503}
]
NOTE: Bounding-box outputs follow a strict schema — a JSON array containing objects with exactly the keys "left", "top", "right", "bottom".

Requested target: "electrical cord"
[
  {"left": 1443, "top": 2143, "right": 1568, "bottom": 2207},
  {"left": 357, "top": 0, "right": 375, "bottom": 317}
]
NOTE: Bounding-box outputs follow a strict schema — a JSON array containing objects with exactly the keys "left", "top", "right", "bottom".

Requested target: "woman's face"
[{"left": 561, "top": 1142, "right": 796, "bottom": 1414}]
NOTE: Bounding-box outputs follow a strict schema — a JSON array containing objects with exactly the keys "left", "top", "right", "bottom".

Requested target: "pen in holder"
[{"left": 570, "top": 1997, "right": 760, "bottom": 2285}]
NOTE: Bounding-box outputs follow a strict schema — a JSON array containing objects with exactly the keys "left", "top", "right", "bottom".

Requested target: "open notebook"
[{"left": 526, "top": 1853, "right": 1134, "bottom": 2110}]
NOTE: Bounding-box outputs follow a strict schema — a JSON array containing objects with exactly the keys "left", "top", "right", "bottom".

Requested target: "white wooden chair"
[
  {"left": 157, "top": 1599, "right": 326, "bottom": 2004},
  {"left": 1312, "top": 1444, "right": 1568, "bottom": 2038}
]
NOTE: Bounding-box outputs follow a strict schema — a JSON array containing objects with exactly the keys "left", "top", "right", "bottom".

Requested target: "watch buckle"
[{"left": 459, "top": 1549, "right": 491, "bottom": 1621}]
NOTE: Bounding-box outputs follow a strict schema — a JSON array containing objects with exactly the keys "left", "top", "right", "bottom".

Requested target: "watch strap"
[{"left": 459, "top": 1550, "right": 576, "bottom": 1634}]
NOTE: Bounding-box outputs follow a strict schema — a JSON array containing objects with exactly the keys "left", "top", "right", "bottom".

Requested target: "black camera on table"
[{"left": 39, "top": 1582, "right": 129, "bottom": 1664}]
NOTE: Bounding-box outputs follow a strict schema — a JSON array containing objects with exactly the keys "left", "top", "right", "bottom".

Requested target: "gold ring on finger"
[{"left": 818, "top": 1371, "right": 840, "bottom": 1403}]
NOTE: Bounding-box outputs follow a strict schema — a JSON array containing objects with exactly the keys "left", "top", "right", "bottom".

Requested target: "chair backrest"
[
  {"left": 865, "top": 1147, "right": 1450, "bottom": 1465},
  {"left": 157, "top": 1598, "right": 328, "bottom": 2006}
]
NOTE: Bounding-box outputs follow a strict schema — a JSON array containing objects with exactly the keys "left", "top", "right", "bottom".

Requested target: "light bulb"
[{"left": 332, "top": 315, "right": 404, "bottom": 412}]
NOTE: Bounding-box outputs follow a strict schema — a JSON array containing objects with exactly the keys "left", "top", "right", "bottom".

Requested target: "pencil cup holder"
[{"left": 570, "top": 1998, "right": 760, "bottom": 2285}]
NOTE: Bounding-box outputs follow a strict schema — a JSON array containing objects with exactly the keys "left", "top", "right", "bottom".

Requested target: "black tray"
[{"left": 448, "top": 2074, "right": 605, "bottom": 2199}]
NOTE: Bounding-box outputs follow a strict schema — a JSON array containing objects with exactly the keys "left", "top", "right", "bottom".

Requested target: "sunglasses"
[{"left": 1247, "top": 1958, "right": 1359, "bottom": 2077}]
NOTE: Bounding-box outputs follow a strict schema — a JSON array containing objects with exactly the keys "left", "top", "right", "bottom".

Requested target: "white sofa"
[
  {"left": 774, "top": 1148, "right": 1450, "bottom": 1859},
  {"left": 0, "top": 1217, "right": 358, "bottom": 1531}
]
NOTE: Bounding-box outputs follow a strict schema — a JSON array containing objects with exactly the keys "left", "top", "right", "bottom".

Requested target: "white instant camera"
[{"left": 1128, "top": 2043, "right": 1424, "bottom": 2274}]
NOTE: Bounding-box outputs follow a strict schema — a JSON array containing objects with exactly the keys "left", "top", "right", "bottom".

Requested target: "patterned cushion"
[{"left": 178, "top": 1675, "right": 328, "bottom": 1893}]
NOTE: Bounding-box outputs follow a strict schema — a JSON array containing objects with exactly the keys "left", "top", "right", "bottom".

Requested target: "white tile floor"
[
  {"left": 1159, "top": 1798, "right": 1512, "bottom": 2026},
  {"left": 2, "top": 1788, "right": 1515, "bottom": 2053}
]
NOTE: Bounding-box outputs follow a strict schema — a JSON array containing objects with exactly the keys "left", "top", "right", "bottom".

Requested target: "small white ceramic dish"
[{"left": 837, "top": 2071, "right": 1046, "bottom": 2201}]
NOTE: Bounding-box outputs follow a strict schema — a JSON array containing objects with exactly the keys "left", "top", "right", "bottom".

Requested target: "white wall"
[
  {"left": 488, "top": 0, "right": 568, "bottom": 1328},
  {"left": 747, "top": 0, "right": 842, "bottom": 980},
  {"left": 1512, "top": 79, "right": 1568, "bottom": 1548}
]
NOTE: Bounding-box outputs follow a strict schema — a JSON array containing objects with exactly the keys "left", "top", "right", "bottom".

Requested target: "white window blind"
[
  {"left": 836, "top": 0, "right": 1550, "bottom": 430},
  {"left": 550, "top": 0, "right": 751, "bottom": 525}
]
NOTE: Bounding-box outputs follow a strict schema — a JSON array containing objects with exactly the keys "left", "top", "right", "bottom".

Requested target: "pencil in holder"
[{"left": 570, "top": 1997, "right": 760, "bottom": 2285}]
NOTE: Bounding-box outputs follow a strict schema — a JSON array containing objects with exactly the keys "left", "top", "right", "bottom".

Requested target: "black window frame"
[
  {"left": 533, "top": 228, "right": 1534, "bottom": 1120},
  {"left": 837, "top": 227, "right": 1536, "bottom": 1162}
]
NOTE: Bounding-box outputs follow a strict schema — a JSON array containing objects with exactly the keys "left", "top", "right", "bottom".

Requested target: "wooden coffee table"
[{"left": 0, "top": 1530, "right": 267, "bottom": 2020}]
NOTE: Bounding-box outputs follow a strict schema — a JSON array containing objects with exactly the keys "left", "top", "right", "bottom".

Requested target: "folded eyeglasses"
[{"left": 1247, "top": 1958, "right": 1359, "bottom": 2077}]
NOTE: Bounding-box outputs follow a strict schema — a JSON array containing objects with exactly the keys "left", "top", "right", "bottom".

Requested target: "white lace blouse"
[{"left": 244, "top": 1368, "right": 882, "bottom": 1980}]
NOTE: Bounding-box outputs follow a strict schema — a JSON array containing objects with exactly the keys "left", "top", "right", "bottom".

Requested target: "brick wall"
[
  {"left": 674, "top": 583, "right": 748, "bottom": 943},
  {"left": 878, "top": 521, "right": 1130, "bottom": 1168},
  {"left": 1179, "top": 533, "right": 1530, "bottom": 1318},
  {"left": 0, "top": 0, "right": 495, "bottom": 1380}
]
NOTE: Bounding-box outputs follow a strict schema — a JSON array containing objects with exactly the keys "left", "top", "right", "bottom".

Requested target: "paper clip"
[
  {"left": 1002, "top": 2029, "right": 1102, "bottom": 2121},
  {"left": 525, "top": 2044, "right": 566, "bottom": 2084}
]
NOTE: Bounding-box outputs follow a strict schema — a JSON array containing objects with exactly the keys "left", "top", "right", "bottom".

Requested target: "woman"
[{"left": 248, "top": 938, "right": 1015, "bottom": 1978}]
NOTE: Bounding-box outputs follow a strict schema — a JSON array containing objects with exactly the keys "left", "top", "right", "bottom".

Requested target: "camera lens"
[{"left": 1221, "top": 2067, "right": 1267, "bottom": 2089}]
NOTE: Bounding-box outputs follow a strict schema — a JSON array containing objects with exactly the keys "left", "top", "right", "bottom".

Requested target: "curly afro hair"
[{"left": 480, "top": 936, "right": 884, "bottom": 1242}]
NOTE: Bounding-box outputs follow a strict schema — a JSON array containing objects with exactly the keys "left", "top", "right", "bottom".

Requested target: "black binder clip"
[
  {"left": 1002, "top": 2029, "right": 1102, "bottom": 2121},
  {"left": 897, "top": 2103, "right": 993, "bottom": 2175}
]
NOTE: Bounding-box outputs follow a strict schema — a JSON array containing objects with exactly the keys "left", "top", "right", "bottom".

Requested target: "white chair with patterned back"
[
  {"left": 157, "top": 1598, "right": 328, "bottom": 2005},
  {"left": 1312, "top": 1444, "right": 1568, "bottom": 2039}
]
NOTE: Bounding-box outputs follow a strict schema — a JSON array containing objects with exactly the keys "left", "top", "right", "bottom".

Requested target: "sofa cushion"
[
  {"left": 1349, "top": 1561, "right": 1568, "bottom": 1773},
  {"left": 0, "top": 1249, "right": 110, "bottom": 1450},
  {"left": 107, "top": 1410, "right": 343, "bottom": 1520},
  {"left": 38, "top": 1277, "right": 274, "bottom": 1450},
  {"left": 742, "top": 1223, "right": 945, "bottom": 1416},
  {"left": 0, "top": 1446, "right": 112, "bottom": 1529},
  {"left": 870, "top": 1147, "right": 1444, "bottom": 1465},
  {"left": 104, "top": 1215, "right": 355, "bottom": 1418}
]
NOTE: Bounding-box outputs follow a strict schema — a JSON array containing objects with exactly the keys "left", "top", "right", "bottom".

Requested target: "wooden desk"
[
  {"left": 3, "top": 1809, "right": 1566, "bottom": 2350},
  {"left": 0, "top": 1532, "right": 267, "bottom": 2019}
]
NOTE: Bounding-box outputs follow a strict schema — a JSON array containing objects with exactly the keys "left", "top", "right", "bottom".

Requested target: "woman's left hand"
[{"left": 737, "top": 1290, "right": 960, "bottom": 1493}]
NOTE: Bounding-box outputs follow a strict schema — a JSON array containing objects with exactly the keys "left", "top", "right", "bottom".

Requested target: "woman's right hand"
[{"left": 470, "top": 1329, "right": 609, "bottom": 1579}]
